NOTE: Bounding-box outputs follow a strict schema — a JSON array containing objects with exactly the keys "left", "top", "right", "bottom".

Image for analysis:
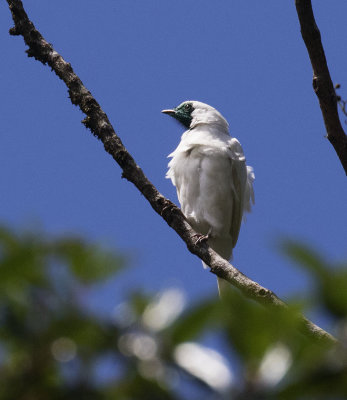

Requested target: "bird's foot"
[{"left": 193, "top": 233, "right": 209, "bottom": 245}]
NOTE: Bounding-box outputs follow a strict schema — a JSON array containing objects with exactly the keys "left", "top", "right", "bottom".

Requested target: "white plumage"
[{"left": 163, "top": 101, "right": 254, "bottom": 280}]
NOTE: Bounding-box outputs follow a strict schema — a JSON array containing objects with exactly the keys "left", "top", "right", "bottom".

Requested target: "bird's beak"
[{"left": 161, "top": 109, "right": 176, "bottom": 116}]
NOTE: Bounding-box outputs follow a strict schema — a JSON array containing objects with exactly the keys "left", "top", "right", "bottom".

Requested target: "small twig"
[
  {"left": 5, "top": 0, "right": 337, "bottom": 344},
  {"left": 295, "top": 0, "right": 347, "bottom": 175},
  {"left": 335, "top": 84, "right": 347, "bottom": 124}
]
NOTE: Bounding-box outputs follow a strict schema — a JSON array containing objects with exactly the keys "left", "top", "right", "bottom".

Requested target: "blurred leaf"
[
  {"left": 129, "top": 292, "right": 153, "bottom": 317},
  {"left": 319, "top": 269, "right": 347, "bottom": 318},
  {"left": 282, "top": 241, "right": 347, "bottom": 318},
  {"left": 219, "top": 286, "right": 313, "bottom": 377},
  {"left": 0, "top": 227, "right": 48, "bottom": 287},
  {"left": 106, "top": 374, "right": 180, "bottom": 400},
  {"left": 54, "top": 238, "right": 125, "bottom": 283},
  {"left": 281, "top": 241, "right": 327, "bottom": 278},
  {"left": 278, "top": 364, "right": 347, "bottom": 399},
  {"left": 168, "top": 298, "right": 221, "bottom": 344}
]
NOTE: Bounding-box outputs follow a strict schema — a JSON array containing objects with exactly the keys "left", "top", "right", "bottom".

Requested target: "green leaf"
[
  {"left": 168, "top": 297, "right": 221, "bottom": 344},
  {"left": 281, "top": 241, "right": 328, "bottom": 278},
  {"left": 53, "top": 237, "right": 125, "bottom": 283}
]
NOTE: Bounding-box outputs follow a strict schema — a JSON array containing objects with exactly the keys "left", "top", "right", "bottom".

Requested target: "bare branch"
[
  {"left": 295, "top": 0, "right": 347, "bottom": 175},
  {"left": 5, "top": 0, "right": 337, "bottom": 344}
]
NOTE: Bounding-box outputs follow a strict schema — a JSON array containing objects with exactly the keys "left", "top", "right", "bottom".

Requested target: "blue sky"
[{"left": 1, "top": 1, "right": 346, "bottom": 332}]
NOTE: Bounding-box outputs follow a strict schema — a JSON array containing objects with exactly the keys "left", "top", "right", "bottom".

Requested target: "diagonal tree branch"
[
  {"left": 295, "top": 0, "right": 347, "bottom": 175},
  {"left": 5, "top": 0, "right": 337, "bottom": 344}
]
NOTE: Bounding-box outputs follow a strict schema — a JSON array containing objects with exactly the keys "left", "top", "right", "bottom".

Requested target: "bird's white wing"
[
  {"left": 167, "top": 145, "right": 202, "bottom": 214},
  {"left": 227, "top": 138, "right": 255, "bottom": 247},
  {"left": 229, "top": 160, "right": 246, "bottom": 248}
]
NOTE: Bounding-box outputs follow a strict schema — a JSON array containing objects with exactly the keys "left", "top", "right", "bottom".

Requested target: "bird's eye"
[{"left": 184, "top": 103, "right": 192, "bottom": 112}]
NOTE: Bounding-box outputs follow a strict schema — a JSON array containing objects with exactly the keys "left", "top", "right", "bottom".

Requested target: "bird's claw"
[{"left": 193, "top": 233, "right": 209, "bottom": 245}]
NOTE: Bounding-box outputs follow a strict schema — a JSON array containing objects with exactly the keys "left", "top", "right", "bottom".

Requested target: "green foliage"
[
  {"left": 0, "top": 226, "right": 124, "bottom": 400},
  {"left": 283, "top": 241, "right": 347, "bottom": 318},
  {"left": 0, "top": 226, "right": 346, "bottom": 400}
]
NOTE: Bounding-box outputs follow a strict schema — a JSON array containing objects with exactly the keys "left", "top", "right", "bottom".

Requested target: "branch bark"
[
  {"left": 5, "top": 0, "right": 337, "bottom": 344},
  {"left": 295, "top": 0, "right": 347, "bottom": 175}
]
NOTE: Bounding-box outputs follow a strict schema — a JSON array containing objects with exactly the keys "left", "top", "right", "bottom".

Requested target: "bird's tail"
[
  {"left": 217, "top": 277, "right": 230, "bottom": 299},
  {"left": 201, "top": 238, "right": 232, "bottom": 270},
  {"left": 202, "top": 262, "right": 232, "bottom": 299},
  {"left": 202, "top": 240, "right": 233, "bottom": 299}
]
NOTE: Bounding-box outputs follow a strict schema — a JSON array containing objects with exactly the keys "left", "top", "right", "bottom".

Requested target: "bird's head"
[
  {"left": 161, "top": 101, "right": 194, "bottom": 128},
  {"left": 162, "top": 101, "right": 229, "bottom": 131}
]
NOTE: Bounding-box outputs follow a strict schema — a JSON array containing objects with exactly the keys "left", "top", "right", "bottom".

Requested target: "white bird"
[{"left": 162, "top": 101, "right": 254, "bottom": 291}]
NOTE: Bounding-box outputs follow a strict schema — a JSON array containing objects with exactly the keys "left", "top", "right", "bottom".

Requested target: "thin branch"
[
  {"left": 295, "top": 0, "right": 347, "bottom": 175},
  {"left": 5, "top": 0, "right": 337, "bottom": 344}
]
